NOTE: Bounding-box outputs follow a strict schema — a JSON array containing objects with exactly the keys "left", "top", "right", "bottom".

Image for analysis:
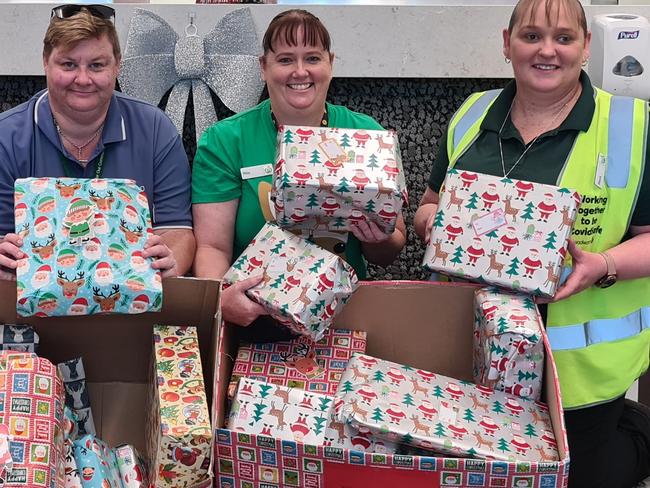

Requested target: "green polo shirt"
[{"left": 428, "top": 72, "right": 650, "bottom": 226}]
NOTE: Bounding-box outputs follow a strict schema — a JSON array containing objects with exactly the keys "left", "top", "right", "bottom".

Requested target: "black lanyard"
[{"left": 59, "top": 151, "right": 105, "bottom": 179}]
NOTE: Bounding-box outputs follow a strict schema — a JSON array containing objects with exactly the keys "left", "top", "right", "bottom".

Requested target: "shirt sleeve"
[
  {"left": 631, "top": 137, "right": 650, "bottom": 226},
  {"left": 427, "top": 126, "right": 451, "bottom": 194}
]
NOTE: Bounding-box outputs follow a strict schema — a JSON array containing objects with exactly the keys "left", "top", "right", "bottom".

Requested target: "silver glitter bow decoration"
[{"left": 119, "top": 8, "right": 264, "bottom": 142}]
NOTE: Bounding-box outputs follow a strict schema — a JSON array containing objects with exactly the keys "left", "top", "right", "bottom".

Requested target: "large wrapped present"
[
  {"left": 228, "top": 328, "right": 367, "bottom": 399},
  {"left": 423, "top": 170, "right": 580, "bottom": 296},
  {"left": 474, "top": 288, "right": 545, "bottom": 401},
  {"left": 147, "top": 326, "right": 212, "bottom": 487},
  {"left": 223, "top": 222, "right": 358, "bottom": 340},
  {"left": 335, "top": 353, "right": 559, "bottom": 463},
  {"left": 0, "top": 324, "right": 39, "bottom": 353},
  {"left": 72, "top": 435, "right": 122, "bottom": 488},
  {"left": 14, "top": 177, "right": 162, "bottom": 317},
  {"left": 272, "top": 126, "right": 408, "bottom": 233},
  {"left": 228, "top": 378, "right": 333, "bottom": 445},
  {"left": 58, "top": 358, "right": 95, "bottom": 436}
]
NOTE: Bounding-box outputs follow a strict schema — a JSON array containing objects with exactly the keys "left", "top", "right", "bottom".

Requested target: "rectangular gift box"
[
  {"left": 423, "top": 169, "right": 580, "bottom": 297},
  {"left": 223, "top": 222, "right": 358, "bottom": 341},
  {"left": 0, "top": 324, "right": 39, "bottom": 353},
  {"left": 14, "top": 177, "right": 162, "bottom": 317},
  {"left": 334, "top": 353, "right": 559, "bottom": 463},
  {"left": 228, "top": 328, "right": 367, "bottom": 399},
  {"left": 272, "top": 126, "right": 408, "bottom": 234},
  {"left": 115, "top": 444, "right": 148, "bottom": 488},
  {"left": 72, "top": 434, "right": 122, "bottom": 488},
  {"left": 58, "top": 357, "right": 96, "bottom": 436},
  {"left": 474, "top": 287, "right": 545, "bottom": 401},
  {"left": 147, "top": 325, "right": 212, "bottom": 487}
]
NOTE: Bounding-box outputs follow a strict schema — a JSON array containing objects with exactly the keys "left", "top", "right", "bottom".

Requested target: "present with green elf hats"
[
  {"left": 272, "top": 126, "right": 408, "bottom": 234},
  {"left": 423, "top": 169, "right": 580, "bottom": 297},
  {"left": 223, "top": 222, "right": 358, "bottom": 341},
  {"left": 14, "top": 177, "right": 162, "bottom": 317}
]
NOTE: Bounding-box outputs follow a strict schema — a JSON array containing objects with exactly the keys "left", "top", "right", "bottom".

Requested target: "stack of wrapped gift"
[
  {"left": 474, "top": 287, "right": 545, "bottom": 401},
  {"left": 272, "top": 126, "right": 408, "bottom": 233},
  {"left": 334, "top": 353, "right": 559, "bottom": 462},
  {"left": 423, "top": 169, "right": 580, "bottom": 297},
  {"left": 14, "top": 177, "right": 162, "bottom": 317},
  {"left": 223, "top": 222, "right": 358, "bottom": 341}
]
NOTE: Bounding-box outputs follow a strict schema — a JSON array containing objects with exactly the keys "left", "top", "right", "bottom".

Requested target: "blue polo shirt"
[{"left": 0, "top": 90, "right": 192, "bottom": 236}]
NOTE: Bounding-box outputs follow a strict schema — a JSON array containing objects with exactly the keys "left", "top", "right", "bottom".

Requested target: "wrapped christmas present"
[
  {"left": 0, "top": 324, "right": 39, "bottom": 353},
  {"left": 223, "top": 222, "right": 358, "bottom": 341},
  {"left": 326, "top": 399, "right": 397, "bottom": 453},
  {"left": 423, "top": 170, "right": 580, "bottom": 297},
  {"left": 272, "top": 126, "right": 408, "bottom": 233},
  {"left": 115, "top": 444, "right": 148, "bottom": 488},
  {"left": 474, "top": 288, "right": 545, "bottom": 401},
  {"left": 58, "top": 358, "right": 95, "bottom": 435},
  {"left": 147, "top": 326, "right": 211, "bottom": 487},
  {"left": 72, "top": 435, "right": 121, "bottom": 488},
  {"left": 228, "top": 328, "right": 367, "bottom": 399},
  {"left": 14, "top": 177, "right": 162, "bottom": 317},
  {"left": 228, "top": 378, "right": 333, "bottom": 445},
  {"left": 64, "top": 440, "right": 83, "bottom": 488},
  {"left": 334, "top": 353, "right": 559, "bottom": 463}
]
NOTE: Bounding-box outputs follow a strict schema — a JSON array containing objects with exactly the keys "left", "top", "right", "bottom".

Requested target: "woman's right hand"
[
  {"left": 0, "top": 234, "right": 25, "bottom": 281},
  {"left": 221, "top": 274, "right": 268, "bottom": 326}
]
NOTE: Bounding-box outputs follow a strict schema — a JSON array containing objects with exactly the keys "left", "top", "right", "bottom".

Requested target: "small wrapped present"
[
  {"left": 272, "top": 126, "right": 408, "bottom": 233},
  {"left": 335, "top": 353, "right": 559, "bottom": 463},
  {"left": 14, "top": 177, "right": 162, "bottom": 317},
  {"left": 423, "top": 170, "right": 580, "bottom": 297},
  {"left": 115, "top": 444, "right": 148, "bottom": 488},
  {"left": 0, "top": 325, "right": 39, "bottom": 353},
  {"left": 223, "top": 222, "right": 358, "bottom": 340},
  {"left": 228, "top": 378, "right": 333, "bottom": 445},
  {"left": 228, "top": 329, "right": 367, "bottom": 398},
  {"left": 58, "top": 358, "right": 95, "bottom": 436},
  {"left": 64, "top": 440, "right": 83, "bottom": 488},
  {"left": 147, "top": 326, "right": 212, "bottom": 487},
  {"left": 72, "top": 435, "right": 121, "bottom": 488},
  {"left": 474, "top": 288, "right": 545, "bottom": 401}
]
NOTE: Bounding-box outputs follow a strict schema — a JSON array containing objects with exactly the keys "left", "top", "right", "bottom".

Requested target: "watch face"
[{"left": 597, "top": 275, "right": 617, "bottom": 288}]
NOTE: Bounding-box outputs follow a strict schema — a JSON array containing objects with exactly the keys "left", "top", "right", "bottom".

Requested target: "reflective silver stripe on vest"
[
  {"left": 452, "top": 89, "right": 501, "bottom": 149},
  {"left": 607, "top": 95, "right": 635, "bottom": 188}
]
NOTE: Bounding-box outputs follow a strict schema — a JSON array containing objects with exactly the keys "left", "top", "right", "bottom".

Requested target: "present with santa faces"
[
  {"left": 72, "top": 434, "right": 122, "bottom": 488},
  {"left": 422, "top": 170, "right": 580, "bottom": 297},
  {"left": 474, "top": 288, "right": 545, "bottom": 401},
  {"left": 223, "top": 222, "right": 358, "bottom": 341},
  {"left": 334, "top": 353, "right": 559, "bottom": 462},
  {"left": 14, "top": 177, "right": 162, "bottom": 317},
  {"left": 114, "top": 444, "right": 148, "bottom": 488},
  {"left": 271, "top": 126, "right": 408, "bottom": 234}
]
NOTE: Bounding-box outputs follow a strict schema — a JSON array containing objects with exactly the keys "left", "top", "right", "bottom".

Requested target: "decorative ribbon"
[{"left": 119, "top": 8, "right": 264, "bottom": 142}]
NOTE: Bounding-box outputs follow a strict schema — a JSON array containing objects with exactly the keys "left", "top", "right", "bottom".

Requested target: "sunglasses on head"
[{"left": 50, "top": 4, "right": 115, "bottom": 22}]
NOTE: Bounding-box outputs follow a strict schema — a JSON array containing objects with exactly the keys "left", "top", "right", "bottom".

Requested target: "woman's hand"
[
  {"left": 349, "top": 220, "right": 391, "bottom": 243},
  {"left": 0, "top": 234, "right": 25, "bottom": 281},
  {"left": 144, "top": 234, "right": 178, "bottom": 278},
  {"left": 221, "top": 275, "right": 268, "bottom": 326},
  {"left": 547, "top": 240, "right": 608, "bottom": 302}
]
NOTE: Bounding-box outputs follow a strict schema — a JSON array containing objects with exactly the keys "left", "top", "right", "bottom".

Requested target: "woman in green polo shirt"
[
  {"left": 416, "top": 0, "right": 650, "bottom": 486},
  {"left": 192, "top": 9, "right": 406, "bottom": 328}
]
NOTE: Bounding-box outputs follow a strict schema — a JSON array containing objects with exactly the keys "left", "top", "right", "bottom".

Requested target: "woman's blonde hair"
[{"left": 508, "top": 0, "right": 587, "bottom": 37}]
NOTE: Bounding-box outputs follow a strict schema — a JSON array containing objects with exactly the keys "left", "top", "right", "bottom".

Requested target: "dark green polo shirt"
[{"left": 428, "top": 72, "right": 650, "bottom": 226}]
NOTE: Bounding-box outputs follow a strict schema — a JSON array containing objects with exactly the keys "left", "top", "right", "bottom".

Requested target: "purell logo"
[{"left": 618, "top": 30, "right": 640, "bottom": 40}]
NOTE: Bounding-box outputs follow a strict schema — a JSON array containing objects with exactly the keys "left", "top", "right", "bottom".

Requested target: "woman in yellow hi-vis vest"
[{"left": 415, "top": 0, "right": 650, "bottom": 486}]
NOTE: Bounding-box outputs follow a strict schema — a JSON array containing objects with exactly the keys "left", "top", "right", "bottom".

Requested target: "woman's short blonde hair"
[
  {"left": 508, "top": 0, "right": 587, "bottom": 37},
  {"left": 42, "top": 8, "right": 121, "bottom": 60}
]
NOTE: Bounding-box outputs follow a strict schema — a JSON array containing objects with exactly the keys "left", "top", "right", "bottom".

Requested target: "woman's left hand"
[
  {"left": 546, "top": 240, "right": 608, "bottom": 302},
  {"left": 349, "top": 220, "right": 391, "bottom": 244},
  {"left": 143, "top": 234, "right": 179, "bottom": 278}
]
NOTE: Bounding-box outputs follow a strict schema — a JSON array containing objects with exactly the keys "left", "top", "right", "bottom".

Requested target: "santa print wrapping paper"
[
  {"left": 334, "top": 353, "right": 559, "bottom": 463},
  {"left": 14, "top": 177, "right": 162, "bottom": 317},
  {"left": 72, "top": 434, "right": 122, "bottom": 488},
  {"left": 147, "top": 325, "right": 212, "bottom": 487},
  {"left": 474, "top": 288, "right": 545, "bottom": 401},
  {"left": 0, "top": 351, "right": 65, "bottom": 487},
  {"left": 228, "top": 329, "right": 367, "bottom": 399},
  {"left": 423, "top": 170, "right": 580, "bottom": 297},
  {"left": 115, "top": 444, "right": 148, "bottom": 488},
  {"left": 228, "top": 378, "right": 333, "bottom": 445},
  {"left": 272, "top": 126, "right": 408, "bottom": 234},
  {"left": 223, "top": 222, "right": 358, "bottom": 341}
]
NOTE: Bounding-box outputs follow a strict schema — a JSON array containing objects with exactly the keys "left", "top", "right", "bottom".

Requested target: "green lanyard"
[{"left": 59, "top": 151, "right": 105, "bottom": 179}]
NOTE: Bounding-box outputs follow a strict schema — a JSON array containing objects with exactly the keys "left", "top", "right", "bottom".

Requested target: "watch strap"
[{"left": 599, "top": 251, "right": 616, "bottom": 277}]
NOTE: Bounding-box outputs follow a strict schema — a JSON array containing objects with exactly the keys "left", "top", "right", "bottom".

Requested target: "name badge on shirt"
[
  {"left": 595, "top": 153, "right": 607, "bottom": 189},
  {"left": 241, "top": 164, "right": 273, "bottom": 180}
]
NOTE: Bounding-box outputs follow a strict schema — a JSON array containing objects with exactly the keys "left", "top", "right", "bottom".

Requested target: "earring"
[
  {"left": 582, "top": 58, "right": 589, "bottom": 67},
  {"left": 505, "top": 57, "right": 511, "bottom": 64}
]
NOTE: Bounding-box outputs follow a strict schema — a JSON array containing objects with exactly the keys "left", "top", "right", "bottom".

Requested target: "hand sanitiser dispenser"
[{"left": 590, "top": 14, "right": 650, "bottom": 100}]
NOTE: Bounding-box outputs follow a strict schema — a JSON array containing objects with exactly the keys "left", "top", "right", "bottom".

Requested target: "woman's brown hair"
[
  {"left": 262, "top": 9, "right": 331, "bottom": 55},
  {"left": 508, "top": 0, "right": 587, "bottom": 37}
]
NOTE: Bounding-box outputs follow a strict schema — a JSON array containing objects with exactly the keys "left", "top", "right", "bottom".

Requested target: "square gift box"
[{"left": 423, "top": 170, "right": 580, "bottom": 297}]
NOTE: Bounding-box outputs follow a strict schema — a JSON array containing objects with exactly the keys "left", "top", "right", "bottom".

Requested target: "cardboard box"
[
  {"left": 0, "top": 277, "right": 221, "bottom": 488},
  {"left": 214, "top": 282, "right": 569, "bottom": 487}
]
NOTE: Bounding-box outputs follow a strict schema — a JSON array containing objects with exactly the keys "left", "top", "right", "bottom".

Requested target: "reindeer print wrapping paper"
[
  {"left": 223, "top": 222, "right": 358, "bottom": 341},
  {"left": 334, "top": 353, "right": 559, "bottom": 463},
  {"left": 423, "top": 170, "right": 580, "bottom": 297},
  {"left": 57, "top": 358, "right": 95, "bottom": 436},
  {"left": 14, "top": 177, "right": 162, "bottom": 317},
  {"left": 147, "top": 326, "right": 212, "bottom": 487},
  {"left": 272, "top": 126, "right": 408, "bottom": 234},
  {"left": 228, "top": 329, "right": 367, "bottom": 399},
  {"left": 0, "top": 325, "right": 39, "bottom": 353},
  {"left": 473, "top": 288, "right": 545, "bottom": 402}
]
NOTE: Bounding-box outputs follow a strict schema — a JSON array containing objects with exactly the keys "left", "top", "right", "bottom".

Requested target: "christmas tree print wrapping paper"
[
  {"left": 71, "top": 434, "right": 122, "bottom": 488},
  {"left": 334, "top": 353, "right": 559, "bottom": 463},
  {"left": 14, "top": 177, "right": 162, "bottom": 317},
  {"left": 272, "top": 126, "right": 408, "bottom": 234},
  {"left": 326, "top": 400, "right": 398, "bottom": 453},
  {"left": 0, "top": 325, "right": 39, "bottom": 353},
  {"left": 423, "top": 170, "right": 580, "bottom": 297},
  {"left": 0, "top": 351, "right": 65, "bottom": 488},
  {"left": 147, "top": 326, "right": 212, "bottom": 488},
  {"left": 474, "top": 288, "right": 545, "bottom": 401},
  {"left": 223, "top": 222, "right": 358, "bottom": 341},
  {"left": 228, "top": 378, "right": 333, "bottom": 445},
  {"left": 228, "top": 328, "right": 367, "bottom": 399}
]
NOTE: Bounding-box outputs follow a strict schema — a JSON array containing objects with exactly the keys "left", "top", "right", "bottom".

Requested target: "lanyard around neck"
[{"left": 59, "top": 150, "right": 105, "bottom": 179}]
